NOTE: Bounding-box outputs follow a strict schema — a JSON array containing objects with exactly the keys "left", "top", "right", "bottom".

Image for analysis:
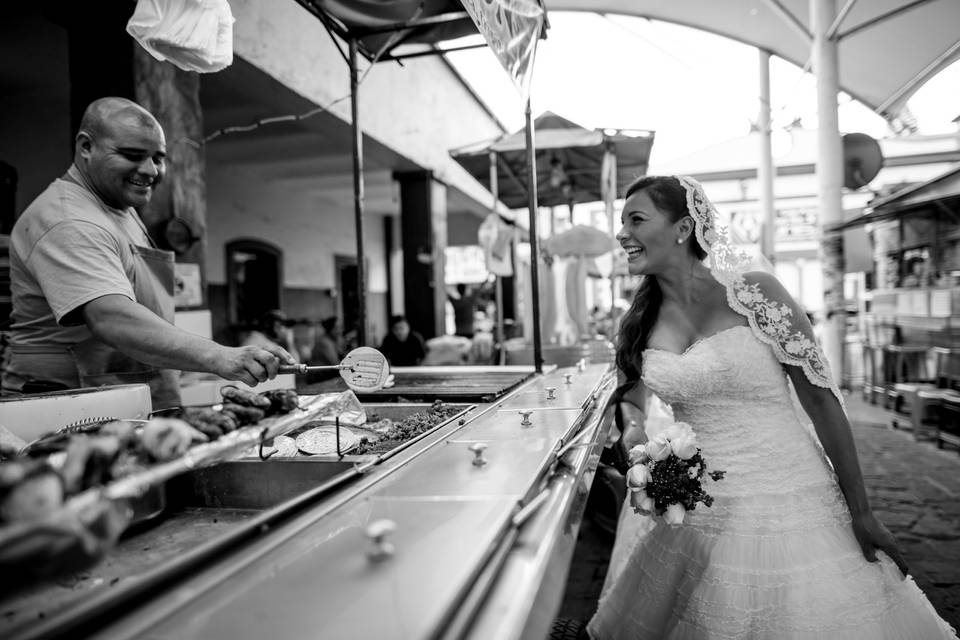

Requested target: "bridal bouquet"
[{"left": 626, "top": 422, "right": 725, "bottom": 525}]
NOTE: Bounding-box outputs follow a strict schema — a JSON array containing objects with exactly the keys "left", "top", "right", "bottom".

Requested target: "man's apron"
[{"left": 11, "top": 176, "right": 182, "bottom": 412}]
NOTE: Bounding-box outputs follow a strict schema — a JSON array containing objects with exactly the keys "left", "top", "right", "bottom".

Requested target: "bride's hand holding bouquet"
[{"left": 626, "top": 421, "right": 725, "bottom": 525}]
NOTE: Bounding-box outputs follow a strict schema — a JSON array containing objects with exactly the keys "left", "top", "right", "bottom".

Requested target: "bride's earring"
[{"left": 676, "top": 238, "right": 684, "bottom": 244}]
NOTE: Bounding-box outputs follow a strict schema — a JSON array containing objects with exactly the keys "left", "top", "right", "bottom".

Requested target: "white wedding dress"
[{"left": 587, "top": 325, "right": 958, "bottom": 639}]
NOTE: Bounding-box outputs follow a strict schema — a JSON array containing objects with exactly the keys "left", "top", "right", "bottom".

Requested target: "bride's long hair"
[{"left": 615, "top": 176, "right": 707, "bottom": 392}]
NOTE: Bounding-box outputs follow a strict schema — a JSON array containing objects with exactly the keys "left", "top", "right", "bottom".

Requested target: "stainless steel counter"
[{"left": 6, "top": 363, "right": 615, "bottom": 640}]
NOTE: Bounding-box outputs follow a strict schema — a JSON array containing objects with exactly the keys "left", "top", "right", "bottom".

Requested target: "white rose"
[
  {"left": 670, "top": 433, "right": 699, "bottom": 460},
  {"left": 630, "top": 489, "right": 655, "bottom": 513},
  {"left": 663, "top": 421, "right": 694, "bottom": 441},
  {"left": 663, "top": 503, "right": 686, "bottom": 526},
  {"left": 626, "top": 463, "right": 652, "bottom": 490},
  {"left": 645, "top": 435, "right": 671, "bottom": 461},
  {"left": 627, "top": 444, "right": 649, "bottom": 466}
]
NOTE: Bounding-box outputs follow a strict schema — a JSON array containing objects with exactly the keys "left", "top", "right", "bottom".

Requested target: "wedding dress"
[{"left": 586, "top": 324, "right": 958, "bottom": 639}]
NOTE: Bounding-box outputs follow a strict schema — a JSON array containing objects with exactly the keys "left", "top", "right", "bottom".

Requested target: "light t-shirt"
[{"left": 8, "top": 165, "right": 151, "bottom": 348}]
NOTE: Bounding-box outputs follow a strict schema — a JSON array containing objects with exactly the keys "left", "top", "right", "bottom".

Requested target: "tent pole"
[
  {"left": 489, "top": 150, "right": 506, "bottom": 365},
  {"left": 524, "top": 99, "right": 543, "bottom": 373},
  {"left": 603, "top": 147, "right": 617, "bottom": 323},
  {"left": 349, "top": 37, "right": 368, "bottom": 346},
  {"left": 758, "top": 48, "right": 777, "bottom": 265}
]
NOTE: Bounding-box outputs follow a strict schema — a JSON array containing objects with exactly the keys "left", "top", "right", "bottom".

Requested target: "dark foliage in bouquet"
[
  {"left": 627, "top": 422, "right": 725, "bottom": 525},
  {"left": 646, "top": 451, "right": 725, "bottom": 514}
]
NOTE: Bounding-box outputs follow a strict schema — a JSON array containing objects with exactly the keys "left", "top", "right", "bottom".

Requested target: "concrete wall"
[
  {"left": 227, "top": 0, "right": 505, "bottom": 204},
  {"left": 204, "top": 157, "right": 396, "bottom": 343}
]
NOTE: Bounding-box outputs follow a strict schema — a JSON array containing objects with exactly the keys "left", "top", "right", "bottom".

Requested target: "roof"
[
  {"left": 546, "top": 0, "right": 960, "bottom": 124},
  {"left": 865, "top": 164, "right": 960, "bottom": 212},
  {"left": 450, "top": 111, "right": 655, "bottom": 208},
  {"left": 832, "top": 165, "right": 960, "bottom": 230}
]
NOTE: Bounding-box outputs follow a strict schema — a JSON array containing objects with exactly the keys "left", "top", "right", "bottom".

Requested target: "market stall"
[{"left": 0, "top": 362, "right": 615, "bottom": 640}]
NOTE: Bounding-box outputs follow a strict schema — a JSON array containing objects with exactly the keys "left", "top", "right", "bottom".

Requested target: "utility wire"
[{"left": 176, "top": 4, "right": 421, "bottom": 149}]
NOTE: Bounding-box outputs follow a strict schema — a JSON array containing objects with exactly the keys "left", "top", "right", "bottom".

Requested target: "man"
[
  {"left": 2, "top": 97, "right": 294, "bottom": 410},
  {"left": 379, "top": 315, "right": 426, "bottom": 366},
  {"left": 448, "top": 283, "right": 478, "bottom": 338}
]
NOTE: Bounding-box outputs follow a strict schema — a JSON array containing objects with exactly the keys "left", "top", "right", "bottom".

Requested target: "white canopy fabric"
[{"left": 546, "top": 0, "right": 960, "bottom": 125}]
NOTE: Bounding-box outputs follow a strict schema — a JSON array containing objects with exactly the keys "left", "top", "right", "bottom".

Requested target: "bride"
[{"left": 586, "top": 176, "right": 957, "bottom": 639}]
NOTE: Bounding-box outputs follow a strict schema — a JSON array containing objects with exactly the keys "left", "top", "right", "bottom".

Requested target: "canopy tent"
[
  {"left": 297, "top": 0, "right": 487, "bottom": 62},
  {"left": 452, "top": 112, "right": 649, "bottom": 349},
  {"left": 290, "top": 0, "right": 547, "bottom": 352},
  {"left": 539, "top": 0, "right": 960, "bottom": 380},
  {"left": 546, "top": 0, "right": 960, "bottom": 128},
  {"left": 450, "top": 111, "right": 654, "bottom": 209}
]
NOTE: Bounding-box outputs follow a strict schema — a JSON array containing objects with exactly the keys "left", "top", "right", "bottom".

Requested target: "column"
[
  {"left": 812, "top": 0, "right": 846, "bottom": 384},
  {"left": 395, "top": 170, "right": 447, "bottom": 340}
]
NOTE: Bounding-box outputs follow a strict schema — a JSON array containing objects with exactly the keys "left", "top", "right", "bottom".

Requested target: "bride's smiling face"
[{"left": 617, "top": 189, "right": 686, "bottom": 276}]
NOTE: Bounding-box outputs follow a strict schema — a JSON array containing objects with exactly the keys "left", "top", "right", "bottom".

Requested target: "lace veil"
[{"left": 677, "top": 175, "right": 845, "bottom": 408}]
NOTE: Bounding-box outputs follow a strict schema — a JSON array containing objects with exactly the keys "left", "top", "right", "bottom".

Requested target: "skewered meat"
[
  {"left": 220, "top": 403, "right": 266, "bottom": 427},
  {"left": 58, "top": 436, "right": 121, "bottom": 494},
  {"left": 97, "top": 420, "right": 140, "bottom": 448},
  {"left": 220, "top": 386, "right": 271, "bottom": 410},
  {"left": 0, "top": 459, "right": 64, "bottom": 524},
  {"left": 259, "top": 389, "right": 300, "bottom": 416},
  {"left": 140, "top": 418, "right": 208, "bottom": 461},
  {"left": 178, "top": 407, "right": 238, "bottom": 440}
]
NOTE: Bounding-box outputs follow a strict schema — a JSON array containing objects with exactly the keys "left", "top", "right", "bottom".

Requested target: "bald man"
[{"left": 3, "top": 97, "right": 294, "bottom": 410}]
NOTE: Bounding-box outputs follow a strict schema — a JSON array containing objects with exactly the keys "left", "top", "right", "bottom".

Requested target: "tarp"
[
  {"left": 300, "top": 0, "right": 546, "bottom": 64},
  {"left": 546, "top": 0, "right": 960, "bottom": 126},
  {"left": 460, "top": 0, "right": 545, "bottom": 101},
  {"left": 450, "top": 111, "right": 655, "bottom": 208}
]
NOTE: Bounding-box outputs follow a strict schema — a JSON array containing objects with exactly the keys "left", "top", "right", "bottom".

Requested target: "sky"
[{"left": 444, "top": 12, "right": 960, "bottom": 167}]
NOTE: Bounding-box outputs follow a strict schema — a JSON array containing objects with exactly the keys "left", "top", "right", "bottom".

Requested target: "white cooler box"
[{"left": 0, "top": 383, "right": 153, "bottom": 441}]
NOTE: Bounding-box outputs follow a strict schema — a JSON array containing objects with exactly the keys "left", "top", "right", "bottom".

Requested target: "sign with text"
[{"left": 445, "top": 245, "right": 489, "bottom": 284}]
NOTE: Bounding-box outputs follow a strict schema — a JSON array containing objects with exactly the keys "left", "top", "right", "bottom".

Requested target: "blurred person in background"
[
  {"left": 241, "top": 310, "right": 299, "bottom": 364},
  {"left": 448, "top": 283, "right": 479, "bottom": 338},
  {"left": 379, "top": 315, "right": 425, "bottom": 367}
]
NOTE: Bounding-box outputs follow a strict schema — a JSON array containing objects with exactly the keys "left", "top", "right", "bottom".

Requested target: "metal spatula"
[{"left": 279, "top": 346, "right": 391, "bottom": 392}]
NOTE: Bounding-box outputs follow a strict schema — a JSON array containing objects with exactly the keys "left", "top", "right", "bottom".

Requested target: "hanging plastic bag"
[{"left": 126, "top": 0, "right": 234, "bottom": 73}]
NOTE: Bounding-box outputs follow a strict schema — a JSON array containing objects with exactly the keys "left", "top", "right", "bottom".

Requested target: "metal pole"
[
  {"left": 603, "top": 147, "right": 617, "bottom": 318},
  {"left": 758, "top": 48, "right": 776, "bottom": 264},
  {"left": 525, "top": 100, "right": 543, "bottom": 373},
  {"left": 490, "top": 150, "right": 506, "bottom": 365},
  {"left": 812, "top": 0, "right": 845, "bottom": 385},
  {"left": 349, "top": 38, "right": 368, "bottom": 346}
]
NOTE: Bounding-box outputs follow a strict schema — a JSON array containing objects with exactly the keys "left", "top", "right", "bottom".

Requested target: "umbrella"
[
  {"left": 450, "top": 111, "right": 654, "bottom": 209},
  {"left": 543, "top": 224, "right": 618, "bottom": 258}
]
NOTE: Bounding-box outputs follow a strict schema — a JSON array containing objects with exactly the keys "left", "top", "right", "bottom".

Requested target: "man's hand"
[{"left": 211, "top": 344, "right": 297, "bottom": 387}]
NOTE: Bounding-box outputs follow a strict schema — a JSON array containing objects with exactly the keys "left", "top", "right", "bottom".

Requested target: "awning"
[
  {"left": 450, "top": 111, "right": 655, "bottom": 208},
  {"left": 547, "top": 0, "right": 960, "bottom": 126},
  {"left": 296, "top": 0, "right": 546, "bottom": 62},
  {"left": 831, "top": 165, "right": 960, "bottom": 230}
]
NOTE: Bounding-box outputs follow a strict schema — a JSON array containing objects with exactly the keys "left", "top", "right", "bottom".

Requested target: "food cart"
[{"left": 1, "top": 362, "right": 615, "bottom": 639}]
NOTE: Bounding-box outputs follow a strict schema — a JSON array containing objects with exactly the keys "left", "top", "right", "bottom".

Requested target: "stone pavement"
[
  {"left": 554, "top": 391, "right": 960, "bottom": 635},
  {"left": 850, "top": 393, "right": 960, "bottom": 630}
]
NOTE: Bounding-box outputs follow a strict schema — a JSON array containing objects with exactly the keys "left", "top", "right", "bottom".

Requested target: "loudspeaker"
[{"left": 842, "top": 133, "right": 883, "bottom": 190}]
